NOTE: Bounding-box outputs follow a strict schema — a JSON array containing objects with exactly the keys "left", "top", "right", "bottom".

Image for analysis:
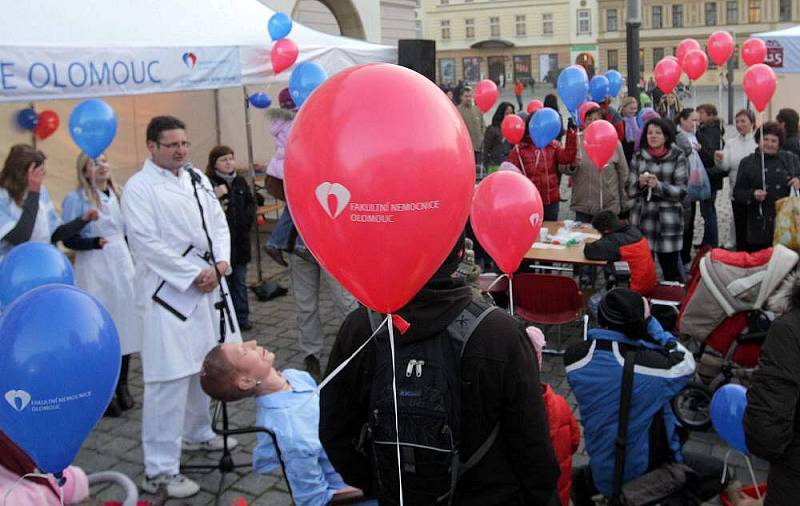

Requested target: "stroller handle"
[{"left": 87, "top": 471, "right": 138, "bottom": 506}]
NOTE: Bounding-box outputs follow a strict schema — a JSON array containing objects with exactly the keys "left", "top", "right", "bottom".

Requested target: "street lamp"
[{"left": 626, "top": 0, "right": 642, "bottom": 100}]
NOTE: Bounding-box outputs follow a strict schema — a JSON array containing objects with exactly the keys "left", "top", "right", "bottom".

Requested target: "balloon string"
[
  {"left": 3, "top": 472, "right": 54, "bottom": 506},
  {"left": 508, "top": 276, "right": 515, "bottom": 316},
  {"left": 743, "top": 452, "right": 763, "bottom": 500},
  {"left": 387, "top": 315, "right": 405, "bottom": 506},
  {"left": 485, "top": 273, "right": 508, "bottom": 292},
  {"left": 760, "top": 117, "right": 765, "bottom": 217},
  {"left": 515, "top": 145, "right": 526, "bottom": 174},
  {"left": 315, "top": 315, "right": 389, "bottom": 394}
]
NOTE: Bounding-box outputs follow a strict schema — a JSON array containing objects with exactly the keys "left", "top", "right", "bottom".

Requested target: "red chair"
[{"left": 512, "top": 273, "right": 586, "bottom": 354}]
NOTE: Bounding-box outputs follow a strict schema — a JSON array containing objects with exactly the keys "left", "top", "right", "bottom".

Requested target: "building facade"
[
  {"left": 597, "top": 0, "right": 800, "bottom": 85},
  {"left": 420, "top": 0, "right": 600, "bottom": 86}
]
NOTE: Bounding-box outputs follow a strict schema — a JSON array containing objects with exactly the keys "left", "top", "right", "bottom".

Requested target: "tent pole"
[
  {"left": 243, "top": 86, "right": 264, "bottom": 283},
  {"left": 214, "top": 90, "right": 222, "bottom": 145}
]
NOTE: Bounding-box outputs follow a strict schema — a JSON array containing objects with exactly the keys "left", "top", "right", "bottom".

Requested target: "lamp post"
[{"left": 626, "top": 0, "right": 642, "bottom": 100}]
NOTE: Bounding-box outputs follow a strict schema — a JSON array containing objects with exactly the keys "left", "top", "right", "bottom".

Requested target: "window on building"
[
  {"left": 653, "top": 47, "right": 664, "bottom": 67},
  {"left": 607, "top": 49, "right": 619, "bottom": 70},
  {"left": 439, "top": 58, "right": 456, "bottom": 83},
  {"left": 463, "top": 57, "right": 481, "bottom": 82},
  {"left": 606, "top": 9, "right": 618, "bottom": 31},
  {"left": 543, "top": 13, "right": 553, "bottom": 35},
  {"left": 652, "top": 6, "right": 663, "bottom": 28},
  {"left": 515, "top": 15, "right": 526, "bottom": 36},
  {"left": 705, "top": 2, "right": 718, "bottom": 26},
  {"left": 726, "top": 1, "right": 738, "bottom": 23},
  {"left": 672, "top": 5, "right": 683, "bottom": 27},
  {"left": 780, "top": 0, "right": 792, "bottom": 20},
  {"left": 441, "top": 19, "right": 450, "bottom": 40},
  {"left": 749, "top": 0, "right": 761, "bottom": 22},
  {"left": 490, "top": 16, "right": 500, "bottom": 37},
  {"left": 577, "top": 9, "right": 591, "bottom": 35},
  {"left": 465, "top": 18, "right": 475, "bottom": 39}
]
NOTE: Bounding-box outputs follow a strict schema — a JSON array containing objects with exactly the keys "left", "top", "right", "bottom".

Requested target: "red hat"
[{"left": 279, "top": 88, "right": 295, "bottom": 110}]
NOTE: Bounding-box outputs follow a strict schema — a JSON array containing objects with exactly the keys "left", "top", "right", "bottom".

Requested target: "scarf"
[
  {"left": 647, "top": 146, "right": 668, "bottom": 158},
  {"left": 214, "top": 170, "right": 236, "bottom": 185}
]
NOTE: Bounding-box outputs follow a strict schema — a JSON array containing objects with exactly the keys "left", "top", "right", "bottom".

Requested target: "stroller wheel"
[{"left": 671, "top": 382, "right": 712, "bottom": 431}]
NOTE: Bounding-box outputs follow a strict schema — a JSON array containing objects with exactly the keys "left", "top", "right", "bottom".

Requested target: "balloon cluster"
[
  {"left": 267, "top": 12, "right": 329, "bottom": 107},
  {"left": 15, "top": 108, "right": 60, "bottom": 140},
  {"left": 269, "top": 12, "right": 298, "bottom": 74}
]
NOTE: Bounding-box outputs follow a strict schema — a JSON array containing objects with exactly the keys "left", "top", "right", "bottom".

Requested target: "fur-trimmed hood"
[
  {"left": 767, "top": 270, "right": 800, "bottom": 315},
  {"left": 267, "top": 108, "right": 296, "bottom": 122}
]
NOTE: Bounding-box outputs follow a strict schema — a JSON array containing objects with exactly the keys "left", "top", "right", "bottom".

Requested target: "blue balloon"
[
  {"left": 530, "top": 108, "right": 562, "bottom": 149},
  {"left": 249, "top": 92, "right": 272, "bottom": 109},
  {"left": 0, "top": 284, "right": 120, "bottom": 475},
  {"left": 268, "top": 12, "right": 293, "bottom": 41},
  {"left": 590, "top": 75, "right": 610, "bottom": 102},
  {"left": 606, "top": 69, "right": 623, "bottom": 97},
  {"left": 289, "top": 62, "right": 328, "bottom": 108},
  {"left": 557, "top": 65, "right": 589, "bottom": 118},
  {"left": 69, "top": 99, "right": 117, "bottom": 159},
  {"left": 711, "top": 384, "right": 749, "bottom": 454},
  {"left": 0, "top": 243, "right": 73, "bottom": 310},
  {"left": 16, "top": 108, "right": 38, "bottom": 130}
]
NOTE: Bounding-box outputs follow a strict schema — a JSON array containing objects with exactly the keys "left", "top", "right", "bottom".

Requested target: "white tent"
[
  {"left": 0, "top": 0, "right": 396, "bottom": 204},
  {"left": 753, "top": 25, "right": 800, "bottom": 118}
]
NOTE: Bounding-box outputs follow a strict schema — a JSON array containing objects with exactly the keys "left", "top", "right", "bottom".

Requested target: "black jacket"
[
  {"left": 697, "top": 119, "right": 725, "bottom": 191},
  {"left": 745, "top": 307, "right": 800, "bottom": 506},
  {"left": 209, "top": 174, "right": 255, "bottom": 266},
  {"left": 784, "top": 134, "right": 800, "bottom": 159},
  {"left": 319, "top": 278, "right": 559, "bottom": 506}
]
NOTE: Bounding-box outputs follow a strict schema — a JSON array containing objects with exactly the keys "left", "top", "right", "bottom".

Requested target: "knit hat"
[
  {"left": 278, "top": 88, "right": 295, "bottom": 110},
  {"left": 598, "top": 288, "right": 647, "bottom": 339},
  {"left": 526, "top": 326, "right": 546, "bottom": 369}
]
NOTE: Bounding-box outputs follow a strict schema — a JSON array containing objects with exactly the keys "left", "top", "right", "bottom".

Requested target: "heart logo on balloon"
[
  {"left": 314, "top": 182, "right": 351, "bottom": 219},
  {"left": 4, "top": 389, "right": 31, "bottom": 412},
  {"left": 529, "top": 213, "right": 541, "bottom": 228}
]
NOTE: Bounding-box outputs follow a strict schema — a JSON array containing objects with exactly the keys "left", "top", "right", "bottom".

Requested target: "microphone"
[{"left": 183, "top": 162, "right": 203, "bottom": 185}]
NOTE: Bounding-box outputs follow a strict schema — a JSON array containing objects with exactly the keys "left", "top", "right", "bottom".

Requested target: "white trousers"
[{"left": 142, "top": 373, "right": 215, "bottom": 477}]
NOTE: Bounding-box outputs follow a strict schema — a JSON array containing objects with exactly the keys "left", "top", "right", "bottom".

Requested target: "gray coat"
[{"left": 561, "top": 140, "right": 629, "bottom": 216}]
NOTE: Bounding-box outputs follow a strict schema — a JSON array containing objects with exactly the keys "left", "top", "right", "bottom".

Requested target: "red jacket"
[
  {"left": 506, "top": 129, "right": 577, "bottom": 205},
  {"left": 584, "top": 223, "right": 657, "bottom": 295},
  {"left": 542, "top": 384, "right": 581, "bottom": 506}
]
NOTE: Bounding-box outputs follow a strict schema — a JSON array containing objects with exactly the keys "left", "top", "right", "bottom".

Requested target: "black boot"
[{"left": 116, "top": 354, "right": 135, "bottom": 411}]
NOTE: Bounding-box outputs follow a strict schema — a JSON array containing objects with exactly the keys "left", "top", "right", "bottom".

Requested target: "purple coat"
[{"left": 266, "top": 109, "right": 295, "bottom": 180}]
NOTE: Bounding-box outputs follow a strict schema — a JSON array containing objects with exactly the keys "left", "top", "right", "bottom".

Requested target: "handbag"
[{"left": 773, "top": 188, "right": 800, "bottom": 250}]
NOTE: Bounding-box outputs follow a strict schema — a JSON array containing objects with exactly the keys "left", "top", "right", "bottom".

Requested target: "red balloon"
[
  {"left": 471, "top": 171, "right": 544, "bottom": 275},
  {"left": 743, "top": 63, "right": 776, "bottom": 112},
  {"left": 475, "top": 79, "right": 499, "bottom": 113},
  {"left": 526, "top": 99, "right": 544, "bottom": 114},
  {"left": 501, "top": 114, "right": 525, "bottom": 145},
  {"left": 284, "top": 64, "right": 474, "bottom": 313},
  {"left": 584, "top": 120, "right": 618, "bottom": 172},
  {"left": 742, "top": 38, "right": 767, "bottom": 67},
  {"left": 707, "top": 31, "right": 735, "bottom": 66},
  {"left": 271, "top": 38, "right": 298, "bottom": 74},
  {"left": 579, "top": 101, "right": 600, "bottom": 126},
  {"left": 683, "top": 49, "right": 708, "bottom": 81},
  {"left": 654, "top": 58, "right": 681, "bottom": 94},
  {"left": 676, "top": 39, "right": 702, "bottom": 67},
  {"left": 34, "top": 110, "right": 59, "bottom": 140}
]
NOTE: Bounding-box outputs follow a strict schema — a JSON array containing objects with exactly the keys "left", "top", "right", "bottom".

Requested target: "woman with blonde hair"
[{"left": 62, "top": 153, "right": 139, "bottom": 417}]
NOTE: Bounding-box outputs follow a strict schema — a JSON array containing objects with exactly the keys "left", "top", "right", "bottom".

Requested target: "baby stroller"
[{"left": 670, "top": 245, "right": 799, "bottom": 430}]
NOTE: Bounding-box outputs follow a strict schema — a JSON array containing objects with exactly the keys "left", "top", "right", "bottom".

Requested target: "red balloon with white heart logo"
[
  {"left": 284, "top": 64, "right": 474, "bottom": 313},
  {"left": 271, "top": 38, "right": 298, "bottom": 74},
  {"left": 470, "top": 171, "right": 543, "bottom": 275},
  {"left": 584, "top": 120, "right": 618, "bottom": 172},
  {"left": 474, "top": 79, "right": 499, "bottom": 113}
]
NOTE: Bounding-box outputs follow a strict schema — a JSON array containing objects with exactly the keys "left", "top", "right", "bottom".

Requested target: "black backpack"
[{"left": 364, "top": 301, "right": 500, "bottom": 505}]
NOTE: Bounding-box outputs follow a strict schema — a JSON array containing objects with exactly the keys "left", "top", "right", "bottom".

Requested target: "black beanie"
[{"left": 598, "top": 288, "right": 646, "bottom": 339}]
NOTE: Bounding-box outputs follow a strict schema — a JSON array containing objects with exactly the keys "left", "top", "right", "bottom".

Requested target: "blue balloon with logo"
[
  {"left": 711, "top": 383, "right": 749, "bottom": 454},
  {"left": 606, "top": 69, "right": 623, "bottom": 97},
  {"left": 0, "top": 284, "right": 120, "bottom": 475},
  {"left": 590, "top": 75, "right": 610, "bottom": 102},
  {"left": 530, "top": 108, "right": 562, "bottom": 149},
  {"left": 16, "top": 108, "right": 38, "bottom": 130},
  {"left": 557, "top": 65, "right": 589, "bottom": 120},
  {"left": 0, "top": 243, "right": 73, "bottom": 310},
  {"left": 289, "top": 62, "right": 328, "bottom": 108},
  {"left": 268, "top": 12, "right": 293, "bottom": 41},
  {"left": 249, "top": 92, "right": 272, "bottom": 109},
  {"left": 69, "top": 99, "right": 117, "bottom": 159}
]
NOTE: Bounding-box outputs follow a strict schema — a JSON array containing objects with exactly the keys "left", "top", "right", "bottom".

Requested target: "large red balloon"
[
  {"left": 707, "top": 31, "right": 735, "bottom": 66},
  {"left": 654, "top": 58, "right": 681, "bottom": 94},
  {"left": 683, "top": 49, "right": 708, "bottom": 81},
  {"left": 584, "top": 120, "right": 618, "bottom": 172},
  {"left": 475, "top": 79, "right": 499, "bottom": 113},
  {"left": 35, "top": 110, "right": 59, "bottom": 140},
  {"left": 526, "top": 99, "right": 543, "bottom": 114},
  {"left": 501, "top": 114, "right": 525, "bottom": 145},
  {"left": 284, "top": 64, "right": 474, "bottom": 313},
  {"left": 471, "top": 171, "right": 544, "bottom": 275},
  {"left": 271, "top": 38, "right": 298, "bottom": 74},
  {"left": 579, "top": 101, "right": 600, "bottom": 126},
  {"left": 742, "top": 38, "right": 767, "bottom": 67},
  {"left": 743, "top": 64, "right": 776, "bottom": 112},
  {"left": 676, "top": 39, "right": 702, "bottom": 67}
]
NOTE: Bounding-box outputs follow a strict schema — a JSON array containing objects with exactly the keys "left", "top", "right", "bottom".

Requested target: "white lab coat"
[
  {"left": 0, "top": 186, "right": 61, "bottom": 259},
  {"left": 121, "top": 159, "right": 241, "bottom": 383}
]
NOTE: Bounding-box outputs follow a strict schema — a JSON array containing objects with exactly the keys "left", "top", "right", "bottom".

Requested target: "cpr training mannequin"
[{"left": 200, "top": 341, "right": 362, "bottom": 506}]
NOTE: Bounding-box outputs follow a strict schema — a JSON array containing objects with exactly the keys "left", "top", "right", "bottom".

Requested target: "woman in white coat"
[{"left": 62, "top": 153, "right": 139, "bottom": 417}]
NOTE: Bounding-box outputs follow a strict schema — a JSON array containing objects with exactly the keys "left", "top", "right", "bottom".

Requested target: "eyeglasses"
[{"left": 156, "top": 141, "right": 191, "bottom": 150}]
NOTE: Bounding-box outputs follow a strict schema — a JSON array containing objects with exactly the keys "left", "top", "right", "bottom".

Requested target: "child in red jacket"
[{"left": 527, "top": 326, "right": 581, "bottom": 506}]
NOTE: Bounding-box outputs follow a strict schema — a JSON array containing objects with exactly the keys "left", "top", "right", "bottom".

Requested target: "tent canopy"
[
  {"left": 0, "top": 0, "right": 397, "bottom": 102},
  {"left": 753, "top": 24, "right": 800, "bottom": 73}
]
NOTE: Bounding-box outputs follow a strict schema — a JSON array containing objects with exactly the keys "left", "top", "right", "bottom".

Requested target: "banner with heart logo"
[{"left": 284, "top": 64, "right": 474, "bottom": 313}]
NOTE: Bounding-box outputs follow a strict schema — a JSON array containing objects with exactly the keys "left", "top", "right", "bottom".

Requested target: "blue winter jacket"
[{"left": 564, "top": 318, "right": 695, "bottom": 497}]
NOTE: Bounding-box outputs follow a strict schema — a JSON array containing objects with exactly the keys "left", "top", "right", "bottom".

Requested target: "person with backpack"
[{"left": 320, "top": 234, "right": 559, "bottom": 506}]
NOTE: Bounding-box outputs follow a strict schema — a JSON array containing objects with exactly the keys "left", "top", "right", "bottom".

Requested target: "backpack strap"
[
  {"left": 458, "top": 422, "right": 500, "bottom": 477},
  {"left": 612, "top": 350, "right": 639, "bottom": 504}
]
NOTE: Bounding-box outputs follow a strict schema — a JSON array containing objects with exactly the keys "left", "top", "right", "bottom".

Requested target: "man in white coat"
[{"left": 122, "top": 116, "right": 242, "bottom": 498}]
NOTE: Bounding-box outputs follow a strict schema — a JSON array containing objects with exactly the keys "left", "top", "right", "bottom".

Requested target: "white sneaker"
[
  {"left": 141, "top": 473, "right": 199, "bottom": 498},
  {"left": 182, "top": 435, "right": 239, "bottom": 452}
]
